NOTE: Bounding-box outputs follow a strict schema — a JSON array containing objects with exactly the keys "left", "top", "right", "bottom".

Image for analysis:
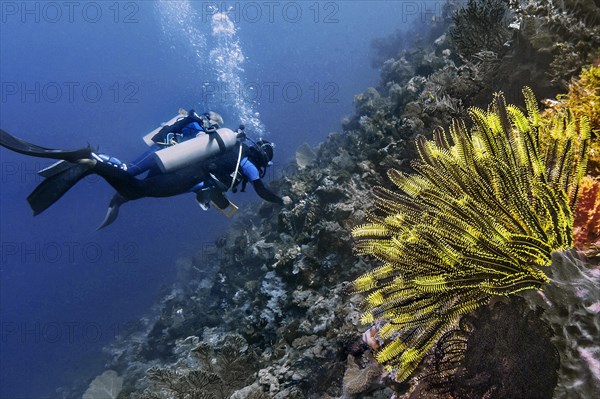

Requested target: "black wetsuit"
[
  {"left": 94, "top": 152, "right": 282, "bottom": 205},
  {"left": 92, "top": 157, "right": 209, "bottom": 200}
]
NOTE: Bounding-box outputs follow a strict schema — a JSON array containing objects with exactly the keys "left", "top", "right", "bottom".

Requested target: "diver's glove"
[{"left": 282, "top": 196, "right": 293, "bottom": 206}]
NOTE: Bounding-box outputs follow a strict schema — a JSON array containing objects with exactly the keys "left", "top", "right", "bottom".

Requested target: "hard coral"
[{"left": 351, "top": 88, "right": 590, "bottom": 382}]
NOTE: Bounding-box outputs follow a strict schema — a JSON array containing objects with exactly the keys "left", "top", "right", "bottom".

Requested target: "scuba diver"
[{"left": 0, "top": 109, "right": 290, "bottom": 229}]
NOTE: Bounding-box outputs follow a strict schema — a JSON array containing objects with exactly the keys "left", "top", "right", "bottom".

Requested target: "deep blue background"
[{"left": 0, "top": 1, "right": 424, "bottom": 397}]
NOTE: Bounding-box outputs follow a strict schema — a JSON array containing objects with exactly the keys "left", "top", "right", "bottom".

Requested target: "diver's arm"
[
  {"left": 240, "top": 158, "right": 284, "bottom": 204},
  {"left": 252, "top": 179, "right": 283, "bottom": 204}
]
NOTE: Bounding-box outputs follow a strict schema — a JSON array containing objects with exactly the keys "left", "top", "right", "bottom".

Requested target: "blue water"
[{"left": 0, "top": 1, "right": 423, "bottom": 397}]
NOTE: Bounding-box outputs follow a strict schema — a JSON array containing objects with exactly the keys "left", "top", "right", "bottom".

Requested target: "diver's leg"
[
  {"left": 91, "top": 153, "right": 128, "bottom": 171},
  {"left": 126, "top": 144, "right": 160, "bottom": 176},
  {"left": 2, "top": 129, "right": 152, "bottom": 213},
  {"left": 26, "top": 157, "right": 145, "bottom": 216},
  {"left": 88, "top": 156, "right": 146, "bottom": 200}
]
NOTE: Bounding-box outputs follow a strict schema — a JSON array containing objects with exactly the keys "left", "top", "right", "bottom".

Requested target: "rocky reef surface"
[
  {"left": 72, "top": 1, "right": 599, "bottom": 398},
  {"left": 524, "top": 251, "right": 600, "bottom": 399}
]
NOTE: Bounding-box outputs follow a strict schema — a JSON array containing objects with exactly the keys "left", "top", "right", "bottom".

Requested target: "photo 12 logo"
[
  {"left": 1, "top": 1, "right": 140, "bottom": 24},
  {"left": 0, "top": 241, "right": 140, "bottom": 264},
  {"left": 201, "top": 81, "right": 339, "bottom": 104},
  {"left": 200, "top": 1, "right": 340, "bottom": 24},
  {"left": 1, "top": 160, "right": 104, "bottom": 185},
  {"left": 1, "top": 81, "right": 140, "bottom": 104},
  {"left": 0, "top": 319, "right": 145, "bottom": 344},
  {"left": 399, "top": 1, "right": 447, "bottom": 23}
]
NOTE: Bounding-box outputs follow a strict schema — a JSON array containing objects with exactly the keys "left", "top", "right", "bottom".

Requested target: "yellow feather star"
[{"left": 352, "top": 88, "right": 590, "bottom": 382}]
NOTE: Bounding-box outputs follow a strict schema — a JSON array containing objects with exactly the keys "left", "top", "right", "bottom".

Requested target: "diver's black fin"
[
  {"left": 38, "top": 160, "right": 74, "bottom": 178},
  {"left": 97, "top": 194, "right": 128, "bottom": 230},
  {"left": 0, "top": 129, "right": 92, "bottom": 161},
  {"left": 27, "top": 163, "right": 94, "bottom": 215}
]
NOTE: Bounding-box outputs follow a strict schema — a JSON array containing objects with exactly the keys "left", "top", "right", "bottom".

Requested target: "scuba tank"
[
  {"left": 153, "top": 127, "right": 238, "bottom": 173},
  {"left": 141, "top": 109, "right": 236, "bottom": 173}
]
